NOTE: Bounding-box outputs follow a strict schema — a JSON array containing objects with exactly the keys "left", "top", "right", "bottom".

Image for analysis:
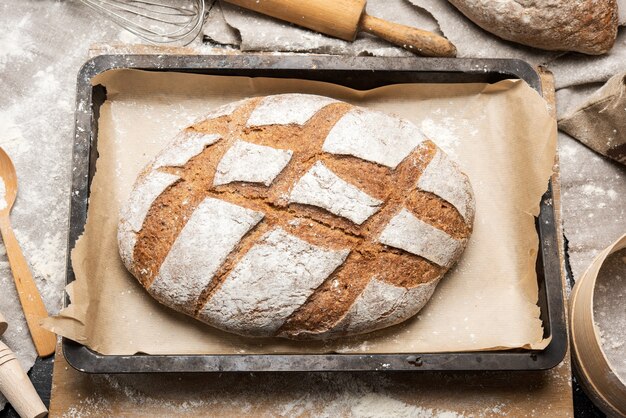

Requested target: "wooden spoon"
[{"left": 0, "top": 147, "right": 56, "bottom": 358}]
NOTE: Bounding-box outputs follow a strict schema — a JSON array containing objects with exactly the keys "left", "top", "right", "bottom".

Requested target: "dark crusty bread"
[
  {"left": 118, "top": 94, "right": 475, "bottom": 339},
  {"left": 449, "top": 0, "right": 618, "bottom": 55}
]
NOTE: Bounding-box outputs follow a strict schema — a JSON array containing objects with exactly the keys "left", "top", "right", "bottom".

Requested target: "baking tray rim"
[{"left": 63, "top": 54, "right": 567, "bottom": 373}]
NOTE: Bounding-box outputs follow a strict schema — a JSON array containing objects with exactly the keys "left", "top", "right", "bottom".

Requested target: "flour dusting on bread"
[
  {"left": 379, "top": 208, "right": 465, "bottom": 268},
  {"left": 247, "top": 94, "right": 337, "bottom": 127},
  {"left": 153, "top": 132, "right": 221, "bottom": 170},
  {"left": 289, "top": 161, "right": 382, "bottom": 225},
  {"left": 418, "top": 149, "right": 475, "bottom": 223},
  {"left": 149, "top": 197, "right": 263, "bottom": 314},
  {"left": 199, "top": 228, "right": 349, "bottom": 336},
  {"left": 214, "top": 139, "right": 293, "bottom": 186},
  {"left": 322, "top": 108, "right": 426, "bottom": 168}
]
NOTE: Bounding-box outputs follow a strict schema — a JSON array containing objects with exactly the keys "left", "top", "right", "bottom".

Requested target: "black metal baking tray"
[{"left": 64, "top": 54, "right": 566, "bottom": 373}]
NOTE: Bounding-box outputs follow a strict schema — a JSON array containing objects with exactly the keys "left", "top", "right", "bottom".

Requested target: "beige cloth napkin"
[{"left": 559, "top": 73, "right": 626, "bottom": 165}]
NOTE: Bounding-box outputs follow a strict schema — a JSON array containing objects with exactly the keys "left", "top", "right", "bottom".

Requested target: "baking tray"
[{"left": 64, "top": 54, "right": 567, "bottom": 373}]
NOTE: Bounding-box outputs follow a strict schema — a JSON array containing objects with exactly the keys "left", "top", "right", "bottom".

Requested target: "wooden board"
[
  {"left": 48, "top": 67, "right": 573, "bottom": 418},
  {"left": 49, "top": 345, "right": 573, "bottom": 417}
]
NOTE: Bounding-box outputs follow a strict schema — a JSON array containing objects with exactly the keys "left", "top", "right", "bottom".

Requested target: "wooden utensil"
[
  {"left": 224, "top": 0, "right": 457, "bottom": 57},
  {"left": 0, "top": 312, "right": 49, "bottom": 418},
  {"left": 0, "top": 148, "right": 56, "bottom": 358}
]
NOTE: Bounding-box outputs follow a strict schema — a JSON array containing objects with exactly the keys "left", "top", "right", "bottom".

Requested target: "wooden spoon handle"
[
  {"left": 360, "top": 14, "right": 457, "bottom": 57},
  {"left": 0, "top": 217, "right": 56, "bottom": 357}
]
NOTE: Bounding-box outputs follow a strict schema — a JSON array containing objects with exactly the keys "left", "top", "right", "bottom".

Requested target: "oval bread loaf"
[{"left": 118, "top": 94, "right": 475, "bottom": 340}]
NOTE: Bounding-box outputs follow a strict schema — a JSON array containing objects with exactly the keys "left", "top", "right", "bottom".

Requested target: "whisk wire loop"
[{"left": 80, "top": 0, "right": 207, "bottom": 45}]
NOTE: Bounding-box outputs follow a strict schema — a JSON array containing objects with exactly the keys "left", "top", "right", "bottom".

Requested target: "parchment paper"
[{"left": 45, "top": 70, "right": 556, "bottom": 355}]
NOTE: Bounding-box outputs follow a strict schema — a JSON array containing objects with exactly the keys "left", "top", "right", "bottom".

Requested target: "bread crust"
[{"left": 449, "top": 0, "right": 618, "bottom": 55}]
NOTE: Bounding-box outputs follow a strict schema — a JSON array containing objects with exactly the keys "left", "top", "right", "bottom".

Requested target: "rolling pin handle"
[{"left": 360, "top": 13, "right": 457, "bottom": 57}]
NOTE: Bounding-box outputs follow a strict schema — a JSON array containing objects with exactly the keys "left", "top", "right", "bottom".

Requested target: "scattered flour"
[
  {"left": 117, "top": 29, "right": 142, "bottom": 44},
  {"left": 13, "top": 230, "right": 66, "bottom": 310},
  {"left": 559, "top": 133, "right": 626, "bottom": 280},
  {"left": 581, "top": 184, "right": 611, "bottom": 197},
  {"left": 0, "top": 14, "right": 35, "bottom": 71},
  {"left": 420, "top": 114, "right": 479, "bottom": 161},
  {"left": 33, "top": 66, "right": 61, "bottom": 96},
  {"left": 0, "top": 110, "right": 30, "bottom": 152},
  {"left": 350, "top": 393, "right": 465, "bottom": 418},
  {"left": 53, "top": 368, "right": 532, "bottom": 417},
  {"left": 420, "top": 118, "right": 460, "bottom": 159}
]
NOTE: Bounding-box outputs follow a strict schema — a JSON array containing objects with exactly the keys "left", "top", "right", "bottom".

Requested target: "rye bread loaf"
[
  {"left": 117, "top": 94, "right": 475, "bottom": 340},
  {"left": 448, "top": 0, "right": 618, "bottom": 55}
]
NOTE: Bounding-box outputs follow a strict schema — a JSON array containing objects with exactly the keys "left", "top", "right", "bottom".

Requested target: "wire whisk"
[{"left": 80, "top": 0, "right": 207, "bottom": 46}]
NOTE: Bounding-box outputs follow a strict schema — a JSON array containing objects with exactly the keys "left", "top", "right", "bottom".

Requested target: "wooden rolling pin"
[
  {"left": 0, "top": 312, "right": 48, "bottom": 418},
  {"left": 224, "top": 0, "right": 457, "bottom": 57}
]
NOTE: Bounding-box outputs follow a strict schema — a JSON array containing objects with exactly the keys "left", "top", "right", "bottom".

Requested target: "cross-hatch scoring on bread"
[{"left": 117, "top": 93, "right": 475, "bottom": 340}]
